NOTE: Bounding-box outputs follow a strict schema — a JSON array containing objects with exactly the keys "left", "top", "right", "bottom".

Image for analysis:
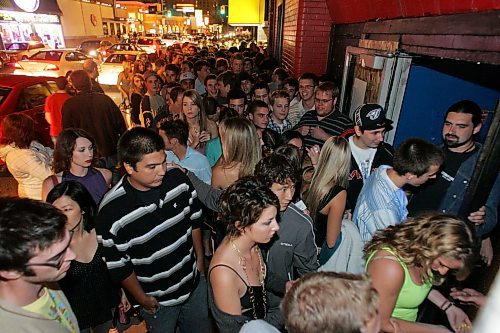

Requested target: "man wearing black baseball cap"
[{"left": 346, "top": 104, "right": 395, "bottom": 210}]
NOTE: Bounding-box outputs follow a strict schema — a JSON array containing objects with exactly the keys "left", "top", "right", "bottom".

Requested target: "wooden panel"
[
  {"left": 354, "top": 61, "right": 382, "bottom": 104},
  {"left": 403, "top": 45, "right": 500, "bottom": 65},
  {"left": 359, "top": 39, "right": 399, "bottom": 52},
  {"left": 402, "top": 35, "right": 500, "bottom": 52},
  {"left": 363, "top": 11, "right": 500, "bottom": 36}
]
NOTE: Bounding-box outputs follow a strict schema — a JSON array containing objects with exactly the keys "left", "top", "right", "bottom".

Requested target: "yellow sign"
[{"left": 228, "top": 0, "right": 265, "bottom": 26}]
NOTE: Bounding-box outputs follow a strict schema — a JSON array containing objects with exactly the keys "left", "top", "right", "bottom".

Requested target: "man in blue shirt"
[
  {"left": 159, "top": 120, "right": 212, "bottom": 184},
  {"left": 353, "top": 138, "right": 444, "bottom": 244}
]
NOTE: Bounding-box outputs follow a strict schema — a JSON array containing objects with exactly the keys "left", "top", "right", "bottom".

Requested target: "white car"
[
  {"left": 13, "top": 49, "right": 89, "bottom": 77},
  {"left": 136, "top": 38, "right": 161, "bottom": 54},
  {"left": 5, "top": 41, "right": 48, "bottom": 62},
  {"left": 98, "top": 51, "right": 148, "bottom": 85}
]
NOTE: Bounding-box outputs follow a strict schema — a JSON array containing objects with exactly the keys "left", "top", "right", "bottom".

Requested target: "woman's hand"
[
  {"left": 199, "top": 131, "right": 211, "bottom": 143},
  {"left": 445, "top": 305, "right": 472, "bottom": 333},
  {"left": 305, "top": 145, "right": 320, "bottom": 166},
  {"left": 480, "top": 237, "right": 493, "bottom": 266}
]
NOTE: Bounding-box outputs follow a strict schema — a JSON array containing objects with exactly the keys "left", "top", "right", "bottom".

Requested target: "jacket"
[
  {"left": 0, "top": 288, "right": 79, "bottom": 333},
  {"left": 438, "top": 143, "right": 499, "bottom": 236}
]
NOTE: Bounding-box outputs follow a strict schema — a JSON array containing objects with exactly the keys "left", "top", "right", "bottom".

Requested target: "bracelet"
[
  {"left": 443, "top": 302, "right": 454, "bottom": 312},
  {"left": 439, "top": 299, "right": 449, "bottom": 310}
]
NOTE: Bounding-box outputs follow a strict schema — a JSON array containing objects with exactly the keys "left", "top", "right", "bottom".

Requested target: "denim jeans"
[{"left": 140, "top": 276, "right": 208, "bottom": 333}]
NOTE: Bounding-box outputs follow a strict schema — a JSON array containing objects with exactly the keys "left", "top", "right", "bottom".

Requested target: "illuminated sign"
[
  {"left": 14, "top": 0, "right": 40, "bottom": 13},
  {"left": 228, "top": 0, "right": 265, "bottom": 26}
]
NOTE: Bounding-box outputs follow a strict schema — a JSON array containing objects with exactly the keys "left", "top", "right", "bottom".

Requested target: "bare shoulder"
[
  {"left": 207, "top": 120, "right": 219, "bottom": 138},
  {"left": 367, "top": 249, "right": 405, "bottom": 288},
  {"left": 96, "top": 167, "right": 112, "bottom": 185}
]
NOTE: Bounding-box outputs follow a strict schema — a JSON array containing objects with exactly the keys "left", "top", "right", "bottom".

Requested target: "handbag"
[{"left": 119, "top": 100, "right": 133, "bottom": 129}]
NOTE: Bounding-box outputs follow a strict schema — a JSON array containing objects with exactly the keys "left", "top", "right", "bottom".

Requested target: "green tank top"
[{"left": 366, "top": 247, "right": 432, "bottom": 322}]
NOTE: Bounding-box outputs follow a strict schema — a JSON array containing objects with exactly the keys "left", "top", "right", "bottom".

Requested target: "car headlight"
[{"left": 89, "top": 50, "right": 97, "bottom": 56}]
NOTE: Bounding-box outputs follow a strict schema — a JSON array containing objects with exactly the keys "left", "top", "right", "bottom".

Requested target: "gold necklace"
[{"left": 230, "top": 239, "right": 267, "bottom": 319}]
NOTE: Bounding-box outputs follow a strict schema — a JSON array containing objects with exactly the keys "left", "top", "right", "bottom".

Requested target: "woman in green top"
[{"left": 365, "top": 214, "right": 475, "bottom": 333}]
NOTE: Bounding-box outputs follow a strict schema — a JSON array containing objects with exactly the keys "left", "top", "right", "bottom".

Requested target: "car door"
[{"left": 16, "top": 82, "right": 53, "bottom": 146}]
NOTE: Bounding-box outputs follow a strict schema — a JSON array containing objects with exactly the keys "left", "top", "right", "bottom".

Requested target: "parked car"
[
  {"left": 98, "top": 51, "right": 148, "bottom": 85},
  {"left": 12, "top": 49, "right": 89, "bottom": 77},
  {"left": 0, "top": 75, "right": 57, "bottom": 147},
  {"left": 161, "top": 33, "right": 179, "bottom": 47},
  {"left": 4, "top": 41, "right": 48, "bottom": 62},
  {"left": 76, "top": 39, "right": 113, "bottom": 59},
  {"left": 102, "top": 43, "right": 144, "bottom": 59},
  {"left": 136, "top": 38, "right": 161, "bottom": 54}
]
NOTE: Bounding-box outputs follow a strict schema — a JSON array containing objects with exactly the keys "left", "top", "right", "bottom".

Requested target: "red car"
[{"left": 0, "top": 75, "right": 57, "bottom": 148}]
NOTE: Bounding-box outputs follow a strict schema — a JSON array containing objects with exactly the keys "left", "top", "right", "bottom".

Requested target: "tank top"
[
  {"left": 209, "top": 264, "right": 267, "bottom": 320},
  {"left": 314, "top": 184, "right": 345, "bottom": 248},
  {"left": 58, "top": 245, "right": 120, "bottom": 329},
  {"left": 62, "top": 168, "right": 108, "bottom": 204},
  {"left": 366, "top": 247, "right": 432, "bottom": 321}
]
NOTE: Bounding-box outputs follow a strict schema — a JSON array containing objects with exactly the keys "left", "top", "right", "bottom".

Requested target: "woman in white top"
[{"left": 0, "top": 114, "right": 52, "bottom": 199}]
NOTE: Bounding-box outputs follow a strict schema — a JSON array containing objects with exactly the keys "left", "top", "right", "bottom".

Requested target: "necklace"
[{"left": 230, "top": 239, "right": 267, "bottom": 319}]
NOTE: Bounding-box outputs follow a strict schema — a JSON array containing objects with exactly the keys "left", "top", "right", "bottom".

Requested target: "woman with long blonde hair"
[
  {"left": 212, "top": 117, "right": 261, "bottom": 189},
  {"left": 365, "top": 214, "right": 475, "bottom": 333},
  {"left": 303, "top": 136, "right": 351, "bottom": 265},
  {"left": 181, "top": 89, "right": 219, "bottom": 153}
]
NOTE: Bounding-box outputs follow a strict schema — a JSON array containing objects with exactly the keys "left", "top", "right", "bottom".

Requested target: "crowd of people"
[{"left": 0, "top": 39, "right": 498, "bottom": 333}]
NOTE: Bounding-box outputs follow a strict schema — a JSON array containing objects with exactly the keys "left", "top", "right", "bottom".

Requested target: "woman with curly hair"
[
  {"left": 303, "top": 136, "right": 351, "bottom": 265},
  {"left": 42, "top": 128, "right": 111, "bottom": 204},
  {"left": 365, "top": 214, "right": 475, "bottom": 333},
  {"left": 208, "top": 176, "right": 280, "bottom": 333},
  {"left": 0, "top": 114, "right": 52, "bottom": 200},
  {"left": 212, "top": 117, "right": 261, "bottom": 189}
]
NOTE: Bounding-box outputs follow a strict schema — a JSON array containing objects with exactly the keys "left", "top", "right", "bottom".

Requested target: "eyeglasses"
[
  {"left": 315, "top": 98, "right": 333, "bottom": 104},
  {"left": 24, "top": 232, "right": 74, "bottom": 270}
]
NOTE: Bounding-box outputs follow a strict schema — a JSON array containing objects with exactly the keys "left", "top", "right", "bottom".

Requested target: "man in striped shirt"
[
  {"left": 295, "top": 81, "right": 354, "bottom": 148},
  {"left": 96, "top": 127, "right": 207, "bottom": 333}
]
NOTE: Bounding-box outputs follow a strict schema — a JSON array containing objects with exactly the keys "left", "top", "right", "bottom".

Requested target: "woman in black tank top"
[{"left": 208, "top": 177, "right": 280, "bottom": 333}]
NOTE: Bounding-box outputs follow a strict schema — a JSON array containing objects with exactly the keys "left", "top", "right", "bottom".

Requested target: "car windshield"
[
  {"left": 80, "top": 41, "right": 101, "bottom": 52},
  {"left": 30, "top": 51, "right": 63, "bottom": 61},
  {"left": 0, "top": 87, "right": 11, "bottom": 107},
  {"left": 105, "top": 54, "right": 137, "bottom": 63},
  {"left": 8, "top": 43, "right": 28, "bottom": 50}
]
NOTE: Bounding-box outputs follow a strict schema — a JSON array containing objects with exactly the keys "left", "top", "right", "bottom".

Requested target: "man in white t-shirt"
[{"left": 346, "top": 104, "right": 395, "bottom": 210}]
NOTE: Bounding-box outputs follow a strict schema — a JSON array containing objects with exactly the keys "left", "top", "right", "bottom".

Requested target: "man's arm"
[
  {"left": 187, "top": 171, "right": 222, "bottom": 211},
  {"left": 121, "top": 272, "right": 158, "bottom": 311}
]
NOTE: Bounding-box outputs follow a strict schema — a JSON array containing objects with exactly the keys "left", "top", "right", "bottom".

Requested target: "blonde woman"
[
  {"left": 365, "top": 214, "right": 474, "bottom": 333},
  {"left": 212, "top": 118, "right": 261, "bottom": 189},
  {"left": 181, "top": 89, "right": 219, "bottom": 154},
  {"left": 303, "top": 136, "right": 351, "bottom": 265},
  {"left": 116, "top": 60, "right": 132, "bottom": 102},
  {"left": 129, "top": 74, "right": 145, "bottom": 126}
]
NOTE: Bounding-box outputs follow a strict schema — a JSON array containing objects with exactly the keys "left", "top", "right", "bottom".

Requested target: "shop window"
[
  {"left": 110, "top": 23, "right": 115, "bottom": 36},
  {"left": 103, "top": 23, "right": 109, "bottom": 35},
  {"left": 16, "top": 83, "right": 52, "bottom": 111}
]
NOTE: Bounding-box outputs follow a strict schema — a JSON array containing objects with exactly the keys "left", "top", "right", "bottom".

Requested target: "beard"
[{"left": 443, "top": 134, "right": 471, "bottom": 148}]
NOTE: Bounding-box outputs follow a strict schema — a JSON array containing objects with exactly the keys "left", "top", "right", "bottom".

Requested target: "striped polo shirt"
[{"left": 294, "top": 110, "right": 354, "bottom": 148}]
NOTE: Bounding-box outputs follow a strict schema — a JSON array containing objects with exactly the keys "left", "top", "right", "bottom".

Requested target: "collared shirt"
[
  {"left": 166, "top": 146, "right": 212, "bottom": 184},
  {"left": 267, "top": 116, "right": 293, "bottom": 134},
  {"left": 195, "top": 78, "right": 206, "bottom": 95},
  {"left": 288, "top": 99, "right": 314, "bottom": 127},
  {"left": 353, "top": 165, "right": 408, "bottom": 244}
]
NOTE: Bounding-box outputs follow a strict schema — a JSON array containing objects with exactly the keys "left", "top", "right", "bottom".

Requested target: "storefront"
[{"left": 0, "top": 0, "right": 64, "bottom": 48}]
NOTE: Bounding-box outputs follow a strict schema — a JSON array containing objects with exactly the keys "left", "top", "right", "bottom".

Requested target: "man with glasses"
[
  {"left": 295, "top": 81, "right": 354, "bottom": 148},
  {"left": 288, "top": 73, "right": 318, "bottom": 126},
  {"left": 0, "top": 197, "right": 79, "bottom": 332}
]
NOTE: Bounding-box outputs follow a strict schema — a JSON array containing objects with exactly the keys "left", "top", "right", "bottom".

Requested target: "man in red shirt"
[{"left": 44, "top": 76, "right": 70, "bottom": 144}]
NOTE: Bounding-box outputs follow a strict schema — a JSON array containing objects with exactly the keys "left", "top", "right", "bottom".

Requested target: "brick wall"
[{"left": 278, "top": 0, "right": 331, "bottom": 77}]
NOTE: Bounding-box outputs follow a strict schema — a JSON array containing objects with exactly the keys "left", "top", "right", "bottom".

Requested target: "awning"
[{"left": 0, "top": 0, "right": 62, "bottom": 15}]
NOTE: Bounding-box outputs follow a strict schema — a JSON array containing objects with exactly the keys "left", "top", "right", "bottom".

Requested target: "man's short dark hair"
[
  {"left": 0, "top": 198, "right": 66, "bottom": 274},
  {"left": 254, "top": 154, "right": 298, "bottom": 187},
  {"left": 166, "top": 64, "right": 180, "bottom": 74},
  {"left": 251, "top": 81, "right": 270, "bottom": 96},
  {"left": 155, "top": 58, "right": 166, "bottom": 68},
  {"left": 316, "top": 81, "right": 340, "bottom": 99},
  {"left": 228, "top": 89, "right": 246, "bottom": 103},
  {"left": 182, "top": 60, "right": 193, "bottom": 70},
  {"left": 170, "top": 86, "right": 184, "bottom": 102},
  {"left": 118, "top": 127, "right": 165, "bottom": 169},
  {"left": 446, "top": 100, "right": 482, "bottom": 127},
  {"left": 283, "top": 77, "right": 299, "bottom": 90},
  {"left": 194, "top": 60, "right": 209, "bottom": 75},
  {"left": 393, "top": 138, "right": 444, "bottom": 177},
  {"left": 216, "top": 57, "right": 229, "bottom": 69},
  {"left": 160, "top": 119, "right": 189, "bottom": 146},
  {"left": 217, "top": 70, "right": 239, "bottom": 89},
  {"left": 239, "top": 71, "right": 255, "bottom": 84},
  {"left": 70, "top": 69, "right": 91, "bottom": 92},
  {"left": 204, "top": 73, "right": 217, "bottom": 86},
  {"left": 299, "top": 72, "right": 319, "bottom": 86},
  {"left": 247, "top": 100, "right": 269, "bottom": 115}
]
